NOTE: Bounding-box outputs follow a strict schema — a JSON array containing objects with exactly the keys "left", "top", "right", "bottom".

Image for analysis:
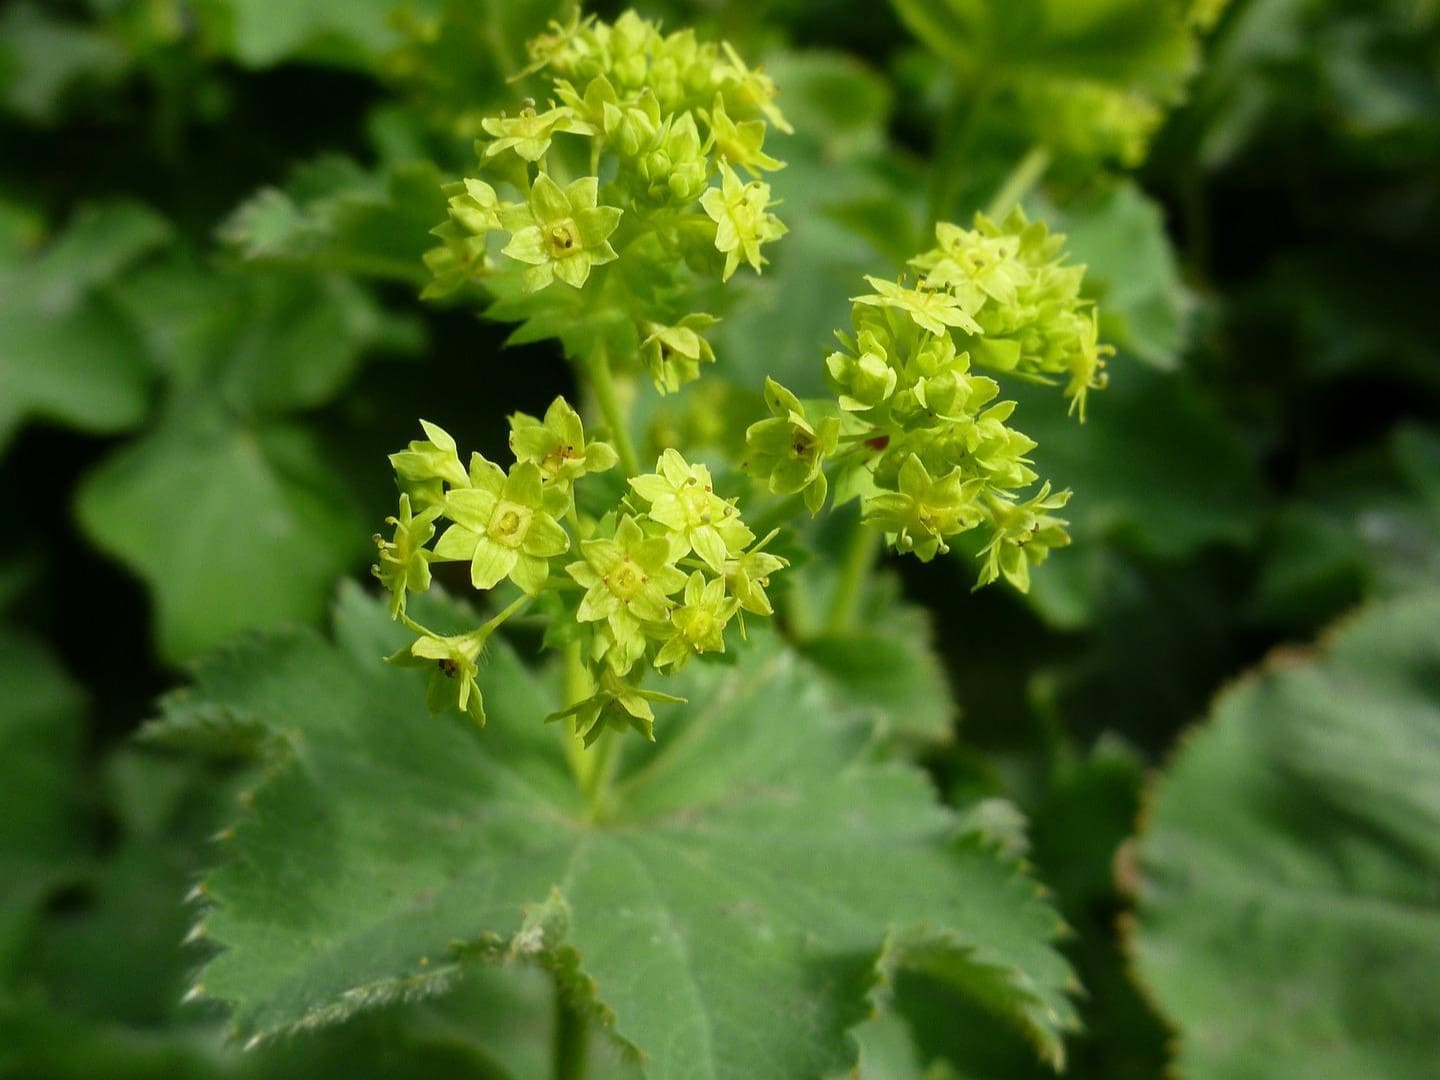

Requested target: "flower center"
[
  {"left": 545, "top": 220, "right": 580, "bottom": 257},
  {"left": 678, "top": 608, "right": 715, "bottom": 646},
  {"left": 608, "top": 559, "right": 647, "bottom": 602},
  {"left": 488, "top": 499, "right": 533, "bottom": 548},
  {"left": 679, "top": 483, "right": 715, "bottom": 526}
]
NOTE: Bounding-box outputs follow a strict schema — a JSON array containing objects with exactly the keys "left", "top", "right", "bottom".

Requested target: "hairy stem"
[
  {"left": 587, "top": 344, "right": 640, "bottom": 477},
  {"left": 986, "top": 144, "right": 1052, "bottom": 221},
  {"left": 482, "top": 594, "right": 532, "bottom": 638}
]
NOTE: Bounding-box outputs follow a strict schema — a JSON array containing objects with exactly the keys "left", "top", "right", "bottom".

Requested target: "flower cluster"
[
  {"left": 745, "top": 208, "right": 1112, "bottom": 591},
  {"left": 423, "top": 9, "right": 789, "bottom": 395},
  {"left": 373, "top": 406, "right": 782, "bottom": 740},
  {"left": 559, "top": 449, "right": 784, "bottom": 744}
]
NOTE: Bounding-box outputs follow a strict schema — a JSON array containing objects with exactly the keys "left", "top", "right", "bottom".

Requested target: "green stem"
[
  {"left": 397, "top": 611, "right": 436, "bottom": 638},
  {"left": 985, "top": 144, "right": 1052, "bottom": 221},
  {"left": 480, "top": 594, "right": 531, "bottom": 639},
  {"left": 587, "top": 344, "right": 640, "bottom": 477},
  {"left": 581, "top": 728, "right": 620, "bottom": 819},
  {"left": 824, "top": 522, "right": 881, "bottom": 634},
  {"left": 552, "top": 985, "right": 588, "bottom": 1080}
]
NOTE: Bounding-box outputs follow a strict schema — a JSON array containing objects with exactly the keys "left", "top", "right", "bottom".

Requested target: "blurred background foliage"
[{"left": 1, "top": 0, "right": 1438, "bottom": 1077}]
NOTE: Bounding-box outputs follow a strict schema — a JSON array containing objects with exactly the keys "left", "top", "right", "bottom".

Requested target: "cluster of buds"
[
  {"left": 745, "top": 208, "right": 1112, "bottom": 591},
  {"left": 424, "top": 8, "right": 789, "bottom": 395},
  {"left": 373, "top": 403, "right": 783, "bottom": 741}
]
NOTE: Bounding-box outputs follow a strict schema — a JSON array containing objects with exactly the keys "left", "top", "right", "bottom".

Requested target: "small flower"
[
  {"left": 446, "top": 178, "right": 503, "bottom": 235},
  {"left": 501, "top": 174, "right": 622, "bottom": 292},
  {"left": 702, "top": 94, "right": 784, "bottom": 174},
  {"left": 640, "top": 313, "right": 718, "bottom": 394},
  {"left": 481, "top": 103, "right": 596, "bottom": 162},
  {"left": 714, "top": 41, "right": 793, "bottom": 134},
  {"left": 723, "top": 534, "right": 789, "bottom": 619},
  {"left": 862, "top": 454, "right": 986, "bottom": 561},
  {"left": 634, "top": 112, "right": 710, "bottom": 204},
  {"left": 629, "top": 449, "right": 755, "bottom": 572},
  {"left": 852, "top": 276, "right": 982, "bottom": 337},
  {"left": 567, "top": 515, "right": 688, "bottom": 674},
  {"left": 975, "top": 483, "right": 1072, "bottom": 592},
  {"left": 387, "top": 632, "right": 486, "bottom": 726},
  {"left": 913, "top": 222, "right": 1028, "bottom": 311},
  {"left": 547, "top": 667, "right": 685, "bottom": 746},
  {"left": 432, "top": 459, "right": 570, "bottom": 595},
  {"left": 654, "top": 571, "right": 740, "bottom": 671},
  {"left": 825, "top": 329, "right": 899, "bottom": 413},
  {"left": 372, "top": 493, "right": 442, "bottom": 618},
  {"left": 508, "top": 396, "right": 619, "bottom": 489},
  {"left": 388, "top": 420, "right": 470, "bottom": 509},
  {"left": 700, "top": 162, "right": 787, "bottom": 281},
  {"left": 743, "top": 378, "right": 839, "bottom": 515},
  {"left": 1063, "top": 308, "right": 1113, "bottom": 422}
]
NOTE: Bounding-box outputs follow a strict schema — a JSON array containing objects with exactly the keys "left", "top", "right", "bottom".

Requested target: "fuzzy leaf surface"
[
  {"left": 170, "top": 585, "right": 1076, "bottom": 1077},
  {"left": 1133, "top": 590, "right": 1440, "bottom": 1079}
]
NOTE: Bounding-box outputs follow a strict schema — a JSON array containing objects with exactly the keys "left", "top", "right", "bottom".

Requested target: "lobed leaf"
[
  {"left": 169, "top": 584, "right": 1076, "bottom": 1077},
  {"left": 1132, "top": 590, "right": 1440, "bottom": 1079}
]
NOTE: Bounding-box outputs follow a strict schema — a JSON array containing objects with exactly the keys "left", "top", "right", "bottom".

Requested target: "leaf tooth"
[
  {"left": 180, "top": 982, "right": 207, "bottom": 1004},
  {"left": 184, "top": 881, "right": 210, "bottom": 903},
  {"left": 183, "top": 920, "right": 210, "bottom": 945}
]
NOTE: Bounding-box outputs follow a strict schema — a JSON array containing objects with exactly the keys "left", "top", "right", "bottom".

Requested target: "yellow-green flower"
[
  {"left": 386, "top": 632, "right": 486, "bottom": 726},
  {"left": 852, "top": 277, "right": 982, "bottom": 337},
  {"left": 654, "top": 571, "right": 740, "bottom": 671},
  {"left": 700, "top": 162, "right": 787, "bottom": 281},
  {"left": 629, "top": 449, "right": 754, "bottom": 571},
  {"left": 862, "top": 454, "right": 986, "bottom": 561},
  {"left": 703, "top": 94, "right": 783, "bottom": 174},
  {"left": 372, "top": 493, "right": 441, "bottom": 617},
  {"left": 388, "top": 420, "right": 470, "bottom": 509},
  {"left": 640, "top": 313, "right": 718, "bottom": 394},
  {"left": 432, "top": 459, "right": 569, "bottom": 595},
  {"left": 723, "top": 538, "right": 789, "bottom": 620},
  {"left": 508, "top": 396, "right": 619, "bottom": 490},
  {"left": 481, "top": 103, "right": 596, "bottom": 162},
  {"left": 501, "top": 174, "right": 622, "bottom": 292},
  {"left": 566, "top": 515, "right": 688, "bottom": 674},
  {"left": 742, "top": 378, "right": 838, "bottom": 515},
  {"left": 547, "top": 667, "right": 684, "bottom": 746},
  {"left": 976, "top": 483, "right": 1072, "bottom": 592}
]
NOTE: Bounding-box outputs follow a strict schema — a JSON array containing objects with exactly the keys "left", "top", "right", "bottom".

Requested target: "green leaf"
[
  {"left": 1044, "top": 181, "right": 1191, "bottom": 369},
  {"left": 111, "top": 258, "right": 421, "bottom": 415},
  {"left": 1132, "top": 590, "right": 1440, "bottom": 1080},
  {"left": 75, "top": 406, "right": 370, "bottom": 662},
  {"left": 219, "top": 157, "right": 447, "bottom": 285},
  {"left": 0, "top": 629, "right": 87, "bottom": 979},
  {"left": 0, "top": 3, "right": 127, "bottom": 123},
  {"left": 169, "top": 584, "right": 1076, "bottom": 1075},
  {"left": 218, "top": 0, "right": 435, "bottom": 69},
  {"left": 0, "top": 201, "right": 171, "bottom": 451},
  {"left": 890, "top": 0, "right": 1197, "bottom": 101}
]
